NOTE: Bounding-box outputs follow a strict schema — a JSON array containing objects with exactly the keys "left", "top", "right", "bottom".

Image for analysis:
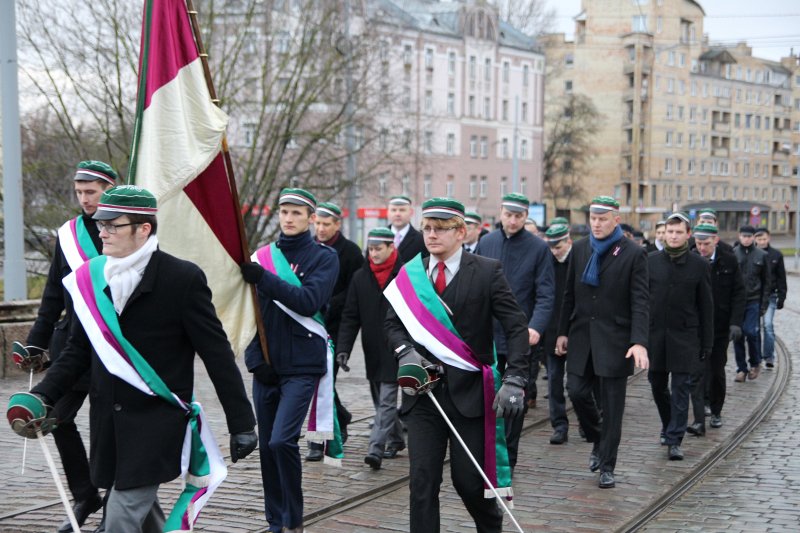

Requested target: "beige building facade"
[{"left": 543, "top": 0, "right": 800, "bottom": 236}]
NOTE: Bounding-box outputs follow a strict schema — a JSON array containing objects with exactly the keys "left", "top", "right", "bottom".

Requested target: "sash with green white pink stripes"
[
  {"left": 253, "top": 244, "right": 344, "bottom": 464},
  {"left": 384, "top": 255, "right": 513, "bottom": 499},
  {"left": 63, "top": 256, "right": 225, "bottom": 532},
  {"left": 57, "top": 216, "right": 99, "bottom": 271}
]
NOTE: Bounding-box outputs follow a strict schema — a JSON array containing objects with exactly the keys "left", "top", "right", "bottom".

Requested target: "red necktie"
[{"left": 435, "top": 262, "right": 447, "bottom": 295}]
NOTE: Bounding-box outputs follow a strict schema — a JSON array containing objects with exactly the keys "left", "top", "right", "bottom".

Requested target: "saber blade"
[
  {"left": 425, "top": 391, "right": 524, "bottom": 533},
  {"left": 36, "top": 428, "right": 81, "bottom": 532}
]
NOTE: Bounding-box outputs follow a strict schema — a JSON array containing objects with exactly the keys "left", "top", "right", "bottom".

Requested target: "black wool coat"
[
  {"left": 336, "top": 257, "right": 403, "bottom": 382},
  {"left": 386, "top": 253, "right": 529, "bottom": 418},
  {"left": 323, "top": 233, "right": 364, "bottom": 346},
  {"left": 542, "top": 250, "right": 571, "bottom": 358},
  {"left": 558, "top": 235, "right": 650, "bottom": 378},
  {"left": 34, "top": 250, "right": 256, "bottom": 490},
  {"left": 709, "top": 249, "right": 746, "bottom": 337},
  {"left": 647, "top": 250, "right": 714, "bottom": 373},
  {"left": 27, "top": 214, "right": 102, "bottom": 389}
]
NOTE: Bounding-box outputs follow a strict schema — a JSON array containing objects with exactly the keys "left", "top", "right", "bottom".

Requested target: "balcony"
[
  {"left": 623, "top": 63, "right": 651, "bottom": 75},
  {"left": 716, "top": 97, "right": 731, "bottom": 108},
  {"left": 711, "top": 147, "right": 729, "bottom": 157},
  {"left": 712, "top": 121, "right": 731, "bottom": 133},
  {"left": 771, "top": 150, "right": 789, "bottom": 161}
]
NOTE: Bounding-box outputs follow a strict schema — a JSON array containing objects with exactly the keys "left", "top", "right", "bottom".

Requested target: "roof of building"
[{"left": 371, "top": 0, "right": 539, "bottom": 52}]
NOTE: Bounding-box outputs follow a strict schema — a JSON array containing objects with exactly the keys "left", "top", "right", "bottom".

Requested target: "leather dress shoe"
[
  {"left": 748, "top": 366, "right": 760, "bottom": 380},
  {"left": 589, "top": 444, "right": 600, "bottom": 472},
  {"left": 734, "top": 371, "right": 747, "bottom": 383},
  {"left": 668, "top": 444, "right": 684, "bottom": 461},
  {"left": 364, "top": 453, "right": 382, "bottom": 470},
  {"left": 598, "top": 471, "right": 615, "bottom": 489},
  {"left": 57, "top": 494, "right": 103, "bottom": 533},
  {"left": 710, "top": 414, "right": 723, "bottom": 428},
  {"left": 686, "top": 422, "right": 706, "bottom": 437},
  {"left": 305, "top": 442, "right": 324, "bottom": 462},
  {"left": 383, "top": 443, "right": 405, "bottom": 459},
  {"left": 550, "top": 429, "right": 568, "bottom": 445}
]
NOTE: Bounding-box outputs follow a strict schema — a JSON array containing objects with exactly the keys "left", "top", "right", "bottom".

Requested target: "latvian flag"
[{"left": 129, "top": 0, "right": 256, "bottom": 357}]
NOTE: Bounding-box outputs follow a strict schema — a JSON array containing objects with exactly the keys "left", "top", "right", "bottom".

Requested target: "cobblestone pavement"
[
  {"left": 0, "top": 276, "right": 796, "bottom": 532},
  {"left": 642, "top": 276, "right": 800, "bottom": 533}
]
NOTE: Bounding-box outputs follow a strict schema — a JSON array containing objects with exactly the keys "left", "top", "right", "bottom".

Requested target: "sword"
[
  {"left": 424, "top": 390, "right": 524, "bottom": 533},
  {"left": 21, "top": 368, "right": 32, "bottom": 475},
  {"left": 36, "top": 427, "right": 81, "bottom": 532}
]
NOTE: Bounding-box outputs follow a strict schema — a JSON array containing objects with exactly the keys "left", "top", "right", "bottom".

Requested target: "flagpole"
[{"left": 185, "top": 0, "right": 271, "bottom": 365}]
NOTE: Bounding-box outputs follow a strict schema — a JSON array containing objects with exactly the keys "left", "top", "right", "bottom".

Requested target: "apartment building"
[{"left": 543, "top": 0, "right": 800, "bottom": 235}]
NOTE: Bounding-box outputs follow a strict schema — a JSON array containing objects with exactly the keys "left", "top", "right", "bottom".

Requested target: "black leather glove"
[
  {"left": 230, "top": 430, "right": 258, "bottom": 463},
  {"left": 777, "top": 299, "right": 785, "bottom": 310},
  {"left": 335, "top": 352, "right": 350, "bottom": 372},
  {"left": 729, "top": 325, "right": 742, "bottom": 342},
  {"left": 252, "top": 364, "right": 279, "bottom": 386},
  {"left": 240, "top": 262, "right": 265, "bottom": 284},
  {"left": 492, "top": 375, "right": 527, "bottom": 419}
]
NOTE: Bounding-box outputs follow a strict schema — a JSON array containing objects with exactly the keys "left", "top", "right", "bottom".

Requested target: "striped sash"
[
  {"left": 57, "top": 216, "right": 99, "bottom": 271},
  {"left": 64, "top": 256, "right": 225, "bottom": 532},
  {"left": 384, "top": 255, "right": 513, "bottom": 499},
  {"left": 253, "top": 244, "right": 343, "bottom": 464}
]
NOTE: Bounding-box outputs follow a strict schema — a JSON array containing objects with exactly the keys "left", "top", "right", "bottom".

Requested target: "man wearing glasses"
[
  {"left": 10, "top": 185, "right": 258, "bottom": 531},
  {"left": 14, "top": 161, "right": 117, "bottom": 532},
  {"left": 385, "top": 198, "right": 529, "bottom": 533}
]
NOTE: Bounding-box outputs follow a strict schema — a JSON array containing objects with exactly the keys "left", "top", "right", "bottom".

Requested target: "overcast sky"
[{"left": 549, "top": 0, "right": 800, "bottom": 62}]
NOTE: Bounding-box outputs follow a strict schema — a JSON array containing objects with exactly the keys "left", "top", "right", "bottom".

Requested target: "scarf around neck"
[
  {"left": 581, "top": 225, "right": 623, "bottom": 287},
  {"left": 104, "top": 235, "right": 159, "bottom": 314},
  {"left": 664, "top": 241, "right": 689, "bottom": 260},
  {"left": 370, "top": 249, "right": 398, "bottom": 289}
]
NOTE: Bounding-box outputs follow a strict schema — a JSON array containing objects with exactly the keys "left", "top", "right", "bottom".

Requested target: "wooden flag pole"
[{"left": 185, "top": 0, "right": 270, "bottom": 365}]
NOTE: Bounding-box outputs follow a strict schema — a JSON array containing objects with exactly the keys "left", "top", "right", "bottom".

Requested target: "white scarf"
[{"left": 104, "top": 236, "right": 159, "bottom": 314}]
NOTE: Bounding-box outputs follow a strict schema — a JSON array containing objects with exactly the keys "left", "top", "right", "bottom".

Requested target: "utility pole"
[
  {"left": 0, "top": 0, "right": 27, "bottom": 300},
  {"left": 343, "top": 0, "right": 358, "bottom": 242}
]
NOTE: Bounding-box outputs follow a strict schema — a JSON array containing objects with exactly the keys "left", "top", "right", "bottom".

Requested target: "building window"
[
  {"left": 425, "top": 90, "right": 433, "bottom": 113},
  {"left": 378, "top": 173, "right": 387, "bottom": 197},
  {"left": 503, "top": 61, "right": 510, "bottom": 83},
  {"left": 479, "top": 176, "right": 487, "bottom": 198},
  {"left": 448, "top": 51, "right": 456, "bottom": 75},
  {"left": 521, "top": 139, "right": 528, "bottom": 159},
  {"left": 425, "top": 48, "right": 434, "bottom": 69},
  {"left": 402, "top": 174, "right": 410, "bottom": 196},
  {"left": 632, "top": 15, "right": 647, "bottom": 32},
  {"left": 565, "top": 80, "right": 573, "bottom": 93},
  {"left": 500, "top": 176, "right": 508, "bottom": 196},
  {"left": 502, "top": 100, "right": 509, "bottom": 121},
  {"left": 424, "top": 131, "right": 433, "bottom": 153},
  {"left": 403, "top": 45, "right": 413, "bottom": 66},
  {"left": 480, "top": 136, "right": 488, "bottom": 158},
  {"left": 447, "top": 93, "right": 455, "bottom": 115},
  {"left": 470, "top": 135, "right": 477, "bottom": 157},
  {"left": 523, "top": 65, "right": 529, "bottom": 86},
  {"left": 469, "top": 55, "right": 476, "bottom": 80},
  {"left": 446, "top": 178, "right": 454, "bottom": 198},
  {"left": 521, "top": 102, "right": 528, "bottom": 122},
  {"left": 666, "top": 131, "right": 673, "bottom": 146},
  {"left": 470, "top": 175, "right": 477, "bottom": 198},
  {"left": 521, "top": 177, "right": 528, "bottom": 196},
  {"left": 469, "top": 95, "right": 476, "bottom": 116},
  {"left": 446, "top": 133, "right": 455, "bottom": 155},
  {"left": 501, "top": 138, "right": 509, "bottom": 159},
  {"left": 484, "top": 58, "right": 492, "bottom": 82},
  {"left": 403, "top": 86, "right": 411, "bottom": 110},
  {"left": 666, "top": 104, "right": 674, "bottom": 120},
  {"left": 664, "top": 158, "right": 672, "bottom": 173},
  {"left": 423, "top": 175, "right": 432, "bottom": 198},
  {"left": 243, "top": 122, "right": 257, "bottom": 146},
  {"left": 484, "top": 97, "right": 491, "bottom": 119}
]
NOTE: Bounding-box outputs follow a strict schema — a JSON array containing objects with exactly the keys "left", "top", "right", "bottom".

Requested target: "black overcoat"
[
  {"left": 336, "top": 258, "right": 403, "bottom": 382},
  {"left": 396, "top": 224, "right": 428, "bottom": 263},
  {"left": 34, "top": 250, "right": 255, "bottom": 490},
  {"left": 385, "top": 253, "right": 529, "bottom": 418},
  {"left": 558, "top": 235, "right": 650, "bottom": 377},
  {"left": 323, "top": 234, "right": 364, "bottom": 346},
  {"left": 710, "top": 249, "right": 746, "bottom": 337},
  {"left": 647, "top": 250, "right": 714, "bottom": 373}
]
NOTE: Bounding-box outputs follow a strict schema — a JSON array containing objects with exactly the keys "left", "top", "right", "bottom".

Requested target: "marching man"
[{"left": 7, "top": 185, "right": 258, "bottom": 532}]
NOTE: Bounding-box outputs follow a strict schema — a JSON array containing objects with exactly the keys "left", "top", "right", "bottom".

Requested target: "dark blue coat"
[
  {"left": 245, "top": 230, "right": 339, "bottom": 376},
  {"left": 476, "top": 228, "right": 555, "bottom": 353}
]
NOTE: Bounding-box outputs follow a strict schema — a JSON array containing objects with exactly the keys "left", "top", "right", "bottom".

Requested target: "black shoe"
[
  {"left": 589, "top": 443, "right": 600, "bottom": 472},
  {"left": 660, "top": 431, "right": 667, "bottom": 446},
  {"left": 766, "top": 361, "right": 775, "bottom": 369},
  {"left": 383, "top": 443, "right": 406, "bottom": 459},
  {"left": 364, "top": 453, "right": 382, "bottom": 470},
  {"left": 668, "top": 444, "right": 684, "bottom": 461},
  {"left": 57, "top": 494, "right": 103, "bottom": 533},
  {"left": 598, "top": 471, "right": 615, "bottom": 489},
  {"left": 686, "top": 422, "right": 706, "bottom": 437},
  {"left": 578, "top": 426, "right": 586, "bottom": 440},
  {"left": 550, "top": 430, "right": 568, "bottom": 445},
  {"left": 305, "top": 443, "right": 324, "bottom": 462},
  {"left": 710, "top": 415, "right": 723, "bottom": 428}
]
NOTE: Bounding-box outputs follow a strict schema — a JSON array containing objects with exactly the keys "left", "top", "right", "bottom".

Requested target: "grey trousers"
[
  {"left": 368, "top": 380, "right": 405, "bottom": 456},
  {"left": 103, "top": 484, "right": 165, "bottom": 533}
]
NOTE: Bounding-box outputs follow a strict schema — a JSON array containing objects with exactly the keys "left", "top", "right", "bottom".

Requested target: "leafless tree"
[
  {"left": 492, "top": 0, "right": 556, "bottom": 37},
  {"left": 542, "top": 94, "right": 603, "bottom": 214}
]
